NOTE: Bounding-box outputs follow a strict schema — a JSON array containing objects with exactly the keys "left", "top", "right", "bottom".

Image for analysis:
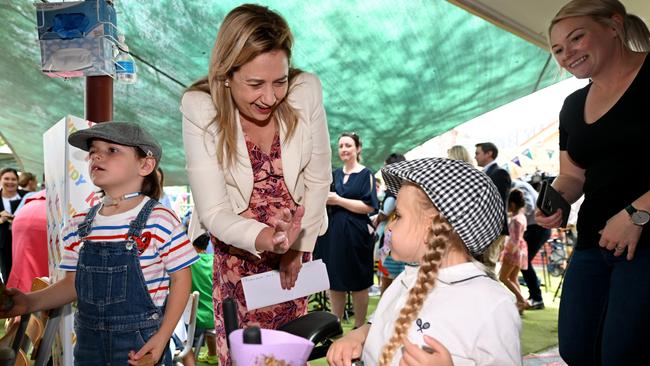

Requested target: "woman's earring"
[{"left": 224, "top": 81, "right": 230, "bottom": 88}]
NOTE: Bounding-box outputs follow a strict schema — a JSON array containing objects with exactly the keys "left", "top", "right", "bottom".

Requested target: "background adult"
[
  {"left": 6, "top": 189, "right": 48, "bottom": 293},
  {"left": 474, "top": 142, "right": 511, "bottom": 270},
  {"left": 156, "top": 167, "right": 173, "bottom": 210},
  {"left": 318, "top": 132, "right": 379, "bottom": 328},
  {"left": 15, "top": 173, "right": 41, "bottom": 214},
  {"left": 0, "top": 168, "right": 26, "bottom": 281},
  {"left": 17, "top": 172, "right": 37, "bottom": 193},
  {"left": 181, "top": 4, "right": 331, "bottom": 364},
  {"left": 541, "top": 1, "right": 650, "bottom": 364},
  {"left": 447, "top": 145, "right": 473, "bottom": 165},
  {"left": 511, "top": 178, "right": 551, "bottom": 310}
]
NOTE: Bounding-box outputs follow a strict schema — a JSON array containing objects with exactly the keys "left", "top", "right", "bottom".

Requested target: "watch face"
[{"left": 632, "top": 211, "right": 650, "bottom": 225}]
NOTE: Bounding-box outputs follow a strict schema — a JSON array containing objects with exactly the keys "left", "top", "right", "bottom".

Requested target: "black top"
[
  {"left": 559, "top": 55, "right": 650, "bottom": 249},
  {"left": 0, "top": 188, "right": 26, "bottom": 249}
]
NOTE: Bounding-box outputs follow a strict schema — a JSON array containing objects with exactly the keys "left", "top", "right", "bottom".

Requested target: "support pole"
[{"left": 85, "top": 75, "right": 113, "bottom": 123}]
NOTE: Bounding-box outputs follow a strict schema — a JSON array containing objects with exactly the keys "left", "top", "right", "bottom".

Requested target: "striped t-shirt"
[{"left": 59, "top": 197, "right": 199, "bottom": 306}]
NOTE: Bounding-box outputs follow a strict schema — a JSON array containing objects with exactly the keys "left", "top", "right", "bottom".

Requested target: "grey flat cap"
[
  {"left": 381, "top": 158, "right": 504, "bottom": 255},
  {"left": 68, "top": 121, "right": 162, "bottom": 163}
]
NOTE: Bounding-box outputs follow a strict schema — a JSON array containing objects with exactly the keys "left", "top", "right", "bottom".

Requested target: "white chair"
[{"left": 172, "top": 291, "right": 199, "bottom": 364}]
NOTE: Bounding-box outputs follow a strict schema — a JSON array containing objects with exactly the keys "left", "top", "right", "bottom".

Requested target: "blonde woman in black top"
[{"left": 540, "top": 1, "right": 650, "bottom": 364}]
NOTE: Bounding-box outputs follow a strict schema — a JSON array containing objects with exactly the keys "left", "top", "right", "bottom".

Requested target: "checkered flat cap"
[{"left": 381, "top": 158, "right": 504, "bottom": 255}]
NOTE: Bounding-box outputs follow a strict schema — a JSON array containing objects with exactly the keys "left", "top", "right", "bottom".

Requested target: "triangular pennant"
[
  {"left": 547, "top": 149, "right": 555, "bottom": 159},
  {"left": 511, "top": 156, "right": 522, "bottom": 167},
  {"left": 522, "top": 148, "right": 533, "bottom": 160}
]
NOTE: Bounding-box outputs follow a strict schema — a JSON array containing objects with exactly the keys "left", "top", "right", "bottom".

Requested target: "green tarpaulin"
[{"left": 0, "top": 1, "right": 560, "bottom": 185}]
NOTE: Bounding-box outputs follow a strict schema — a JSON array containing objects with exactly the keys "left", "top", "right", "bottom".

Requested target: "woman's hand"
[
  {"left": 599, "top": 209, "right": 643, "bottom": 260},
  {"left": 259, "top": 206, "right": 305, "bottom": 254},
  {"left": 534, "top": 208, "right": 563, "bottom": 229},
  {"left": 128, "top": 331, "right": 167, "bottom": 365},
  {"left": 0, "top": 211, "right": 13, "bottom": 224},
  {"left": 279, "top": 249, "right": 303, "bottom": 290},
  {"left": 400, "top": 336, "right": 453, "bottom": 366},
  {"left": 327, "top": 192, "right": 341, "bottom": 206},
  {"left": 273, "top": 206, "right": 305, "bottom": 250},
  {"left": 327, "top": 326, "right": 368, "bottom": 366}
]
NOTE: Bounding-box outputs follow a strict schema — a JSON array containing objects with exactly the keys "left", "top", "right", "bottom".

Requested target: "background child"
[
  {"left": 374, "top": 153, "right": 407, "bottom": 294},
  {"left": 190, "top": 233, "right": 218, "bottom": 364},
  {"left": 499, "top": 189, "right": 529, "bottom": 314},
  {"left": 327, "top": 158, "right": 522, "bottom": 366},
  {"left": 0, "top": 122, "right": 198, "bottom": 366}
]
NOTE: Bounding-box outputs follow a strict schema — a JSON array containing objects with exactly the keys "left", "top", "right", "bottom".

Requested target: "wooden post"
[{"left": 85, "top": 75, "right": 113, "bottom": 123}]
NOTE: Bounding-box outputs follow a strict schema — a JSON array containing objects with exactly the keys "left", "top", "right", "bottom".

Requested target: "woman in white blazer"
[{"left": 180, "top": 4, "right": 331, "bottom": 364}]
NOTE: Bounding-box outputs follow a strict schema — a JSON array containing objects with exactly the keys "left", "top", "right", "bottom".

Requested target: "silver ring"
[{"left": 615, "top": 245, "right": 625, "bottom": 251}]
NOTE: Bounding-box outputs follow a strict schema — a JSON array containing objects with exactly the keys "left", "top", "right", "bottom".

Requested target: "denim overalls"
[{"left": 73, "top": 199, "right": 172, "bottom": 365}]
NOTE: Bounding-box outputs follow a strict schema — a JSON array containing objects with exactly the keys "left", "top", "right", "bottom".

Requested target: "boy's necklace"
[{"left": 101, "top": 191, "right": 142, "bottom": 207}]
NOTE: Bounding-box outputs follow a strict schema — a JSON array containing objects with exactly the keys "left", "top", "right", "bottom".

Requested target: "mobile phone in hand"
[{"left": 536, "top": 181, "right": 571, "bottom": 228}]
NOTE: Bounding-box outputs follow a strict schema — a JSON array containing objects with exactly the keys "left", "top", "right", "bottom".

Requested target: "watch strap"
[{"left": 626, "top": 204, "right": 650, "bottom": 226}]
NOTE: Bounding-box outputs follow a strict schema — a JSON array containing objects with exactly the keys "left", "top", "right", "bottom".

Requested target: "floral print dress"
[
  {"left": 501, "top": 212, "right": 529, "bottom": 270},
  {"left": 211, "top": 132, "right": 310, "bottom": 365}
]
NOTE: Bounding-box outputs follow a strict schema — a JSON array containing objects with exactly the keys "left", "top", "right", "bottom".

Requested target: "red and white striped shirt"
[{"left": 60, "top": 197, "right": 199, "bottom": 306}]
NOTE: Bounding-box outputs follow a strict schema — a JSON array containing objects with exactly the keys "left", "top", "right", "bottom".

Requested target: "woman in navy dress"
[{"left": 318, "top": 132, "right": 378, "bottom": 328}]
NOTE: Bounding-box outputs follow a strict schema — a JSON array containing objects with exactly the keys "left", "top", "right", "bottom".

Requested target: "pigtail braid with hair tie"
[{"left": 378, "top": 213, "right": 454, "bottom": 365}]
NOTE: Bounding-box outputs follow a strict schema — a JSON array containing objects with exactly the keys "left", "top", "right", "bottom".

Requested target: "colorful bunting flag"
[
  {"left": 547, "top": 150, "right": 555, "bottom": 159},
  {"left": 512, "top": 156, "right": 522, "bottom": 167},
  {"left": 522, "top": 148, "right": 533, "bottom": 160}
]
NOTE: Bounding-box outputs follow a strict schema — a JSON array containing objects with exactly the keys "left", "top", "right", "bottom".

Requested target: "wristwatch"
[{"left": 625, "top": 205, "right": 650, "bottom": 226}]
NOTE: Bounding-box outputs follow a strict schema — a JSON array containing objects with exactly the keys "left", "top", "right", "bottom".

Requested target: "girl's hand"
[
  {"left": 327, "top": 331, "right": 364, "bottom": 366},
  {"left": 0, "top": 287, "right": 29, "bottom": 318},
  {"left": 128, "top": 331, "right": 166, "bottom": 365},
  {"left": 327, "top": 192, "right": 340, "bottom": 206},
  {"left": 599, "top": 209, "right": 643, "bottom": 260},
  {"left": 534, "top": 208, "right": 563, "bottom": 229},
  {"left": 400, "top": 336, "right": 453, "bottom": 366},
  {"left": 279, "top": 249, "right": 303, "bottom": 290}
]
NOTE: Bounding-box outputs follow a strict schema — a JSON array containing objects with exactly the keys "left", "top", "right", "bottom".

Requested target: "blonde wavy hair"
[
  {"left": 378, "top": 183, "right": 467, "bottom": 365},
  {"left": 549, "top": 0, "right": 650, "bottom": 52},
  {"left": 446, "top": 145, "right": 472, "bottom": 165},
  {"left": 187, "top": 4, "right": 303, "bottom": 166}
]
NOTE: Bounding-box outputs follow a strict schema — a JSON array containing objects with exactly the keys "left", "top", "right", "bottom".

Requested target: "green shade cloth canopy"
[{"left": 0, "top": 0, "right": 561, "bottom": 185}]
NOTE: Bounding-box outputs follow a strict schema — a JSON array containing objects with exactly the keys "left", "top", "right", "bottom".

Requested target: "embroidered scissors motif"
[{"left": 416, "top": 318, "right": 430, "bottom": 333}]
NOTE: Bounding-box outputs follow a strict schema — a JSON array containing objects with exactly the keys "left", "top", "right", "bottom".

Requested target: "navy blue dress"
[{"left": 316, "top": 167, "right": 379, "bottom": 291}]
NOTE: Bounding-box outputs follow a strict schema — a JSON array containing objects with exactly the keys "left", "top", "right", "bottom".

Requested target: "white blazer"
[{"left": 181, "top": 72, "right": 331, "bottom": 256}]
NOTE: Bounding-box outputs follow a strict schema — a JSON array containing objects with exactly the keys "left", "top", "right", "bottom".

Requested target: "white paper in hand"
[{"left": 241, "top": 259, "right": 330, "bottom": 311}]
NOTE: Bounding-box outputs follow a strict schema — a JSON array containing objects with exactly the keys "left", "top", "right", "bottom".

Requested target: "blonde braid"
[{"left": 378, "top": 213, "right": 454, "bottom": 365}]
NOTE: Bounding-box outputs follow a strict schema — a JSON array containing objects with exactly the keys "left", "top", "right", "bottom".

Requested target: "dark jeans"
[
  {"left": 558, "top": 245, "right": 650, "bottom": 366},
  {"left": 521, "top": 224, "right": 551, "bottom": 302}
]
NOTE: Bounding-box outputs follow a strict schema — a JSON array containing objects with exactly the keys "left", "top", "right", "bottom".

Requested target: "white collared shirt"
[
  {"left": 362, "top": 262, "right": 522, "bottom": 366},
  {"left": 482, "top": 160, "right": 498, "bottom": 173}
]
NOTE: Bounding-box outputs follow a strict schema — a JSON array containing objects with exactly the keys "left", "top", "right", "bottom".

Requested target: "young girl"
[
  {"left": 327, "top": 158, "right": 522, "bottom": 366},
  {"left": 0, "top": 122, "right": 198, "bottom": 366},
  {"left": 499, "top": 189, "right": 529, "bottom": 314}
]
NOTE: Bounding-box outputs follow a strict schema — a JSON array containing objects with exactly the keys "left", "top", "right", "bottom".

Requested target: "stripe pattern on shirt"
[{"left": 59, "top": 199, "right": 198, "bottom": 306}]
